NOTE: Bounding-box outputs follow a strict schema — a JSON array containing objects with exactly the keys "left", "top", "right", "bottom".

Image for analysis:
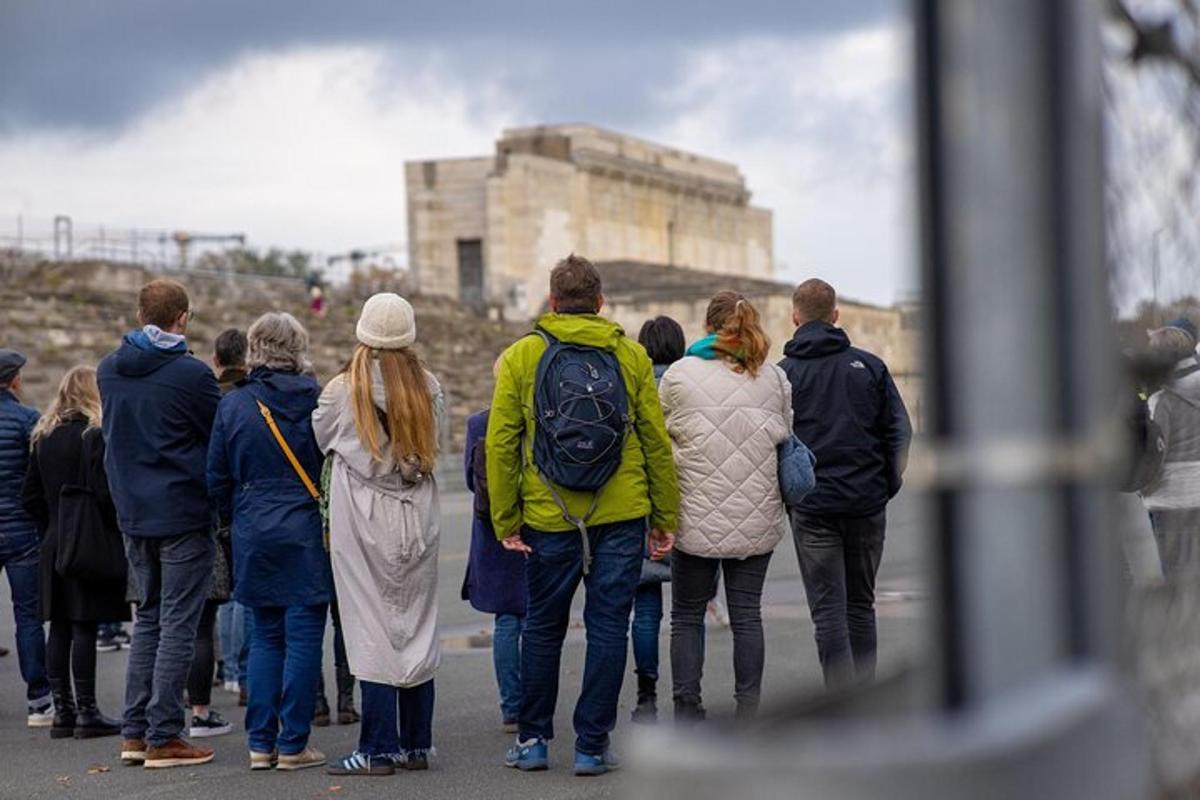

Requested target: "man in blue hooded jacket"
[
  {"left": 97, "top": 279, "right": 221, "bottom": 769},
  {"left": 779, "top": 278, "right": 912, "bottom": 689}
]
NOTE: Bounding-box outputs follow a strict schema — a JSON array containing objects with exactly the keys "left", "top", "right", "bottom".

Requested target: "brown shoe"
[
  {"left": 121, "top": 739, "right": 147, "bottom": 766},
  {"left": 144, "top": 737, "right": 214, "bottom": 769}
]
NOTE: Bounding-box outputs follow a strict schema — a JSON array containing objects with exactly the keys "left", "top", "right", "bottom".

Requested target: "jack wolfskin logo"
[
  {"left": 850, "top": 360, "right": 866, "bottom": 369},
  {"left": 576, "top": 441, "right": 595, "bottom": 450}
]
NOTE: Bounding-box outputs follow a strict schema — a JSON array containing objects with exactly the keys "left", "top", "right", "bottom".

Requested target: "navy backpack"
[{"left": 531, "top": 327, "right": 630, "bottom": 570}]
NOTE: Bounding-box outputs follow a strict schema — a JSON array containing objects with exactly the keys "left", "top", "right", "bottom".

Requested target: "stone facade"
[{"left": 406, "top": 124, "right": 774, "bottom": 316}]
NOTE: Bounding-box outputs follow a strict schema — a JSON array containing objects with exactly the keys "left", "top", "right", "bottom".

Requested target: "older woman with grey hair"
[{"left": 207, "top": 311, "right": 333, "bottom": 771}]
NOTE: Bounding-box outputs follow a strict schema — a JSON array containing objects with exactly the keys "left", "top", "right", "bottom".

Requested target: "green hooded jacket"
[{"left": 486, "top": 313, "right": 680, "bottom": 538}]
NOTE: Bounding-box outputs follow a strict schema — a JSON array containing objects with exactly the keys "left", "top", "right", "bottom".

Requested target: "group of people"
[{"left": 0, "top": 253, "right": 911, "bottom": 779}]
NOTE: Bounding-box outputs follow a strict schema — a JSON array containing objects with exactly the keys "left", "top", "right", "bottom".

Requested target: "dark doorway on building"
[{"left": 457, "top": 238, "right": 484, "bottom": 311}]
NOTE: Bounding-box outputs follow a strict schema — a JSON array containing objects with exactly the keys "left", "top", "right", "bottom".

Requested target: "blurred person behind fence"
[
  {"left": 98, "top": 279, "right": 221, "bottom": 769},
  {"left": 629, "top": 315, "right": 686, "bottom": 724},
  {"left": 0, "top": 348, "right": 52, "bottom": 725},
  {"left": 660, "top": 294, "right": 793, "bottom": 722},
  {"left": 21, "top": 365, "right": 126, "bottom": 739},
  {"left": 1140, "top": 324, "right": 1200, "bottom": 577},
  {"left": 488, "top": 255, "right": 679, "bottom": 776},
  {"left": 780, "top": 279, "right": 912, "bottom": 689},
  {"left": 462, "top": 358, "right": 528, "bottom": 732},
  {"left": 207, "top": 312, "right": 331, "bottom": 771},
  {"left": 313, "top": 293, "right": 444, "bottom": 777}
]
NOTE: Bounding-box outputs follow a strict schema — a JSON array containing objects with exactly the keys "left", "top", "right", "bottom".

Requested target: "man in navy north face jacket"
[
  {"left": 97, "top": 279, "right": 220, "bottom": 768},
  {"left": 779, "top": 279, "right": 911, "bottom": 690}
]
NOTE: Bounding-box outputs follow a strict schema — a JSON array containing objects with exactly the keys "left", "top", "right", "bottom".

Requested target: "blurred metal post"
[{"left": 631, "top": 0, "right": 1148, "bottom": 797}]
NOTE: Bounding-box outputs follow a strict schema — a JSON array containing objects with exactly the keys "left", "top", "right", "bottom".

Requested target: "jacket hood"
[
  {"left": 113, "top": 332, "right": 186, "bottom": 377},
  {"left": 1171, "top": 356, "right": 1200, "bottom": 403},
  {"left": 783, "top": 321, "right": 851, "bottom": 359},
  {"left": 537, "top": 313, "right": 625, "bottom": 352},
  {"left": 246, "top": 368, "right": 320, "bottom": 422}
]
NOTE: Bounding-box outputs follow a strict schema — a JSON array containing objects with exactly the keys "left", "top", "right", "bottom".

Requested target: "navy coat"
[
  {"left": 0, "top": 390, "right": 39, "bottom": 548},
  {"left": 461, "top": 410, "right": 527, "bottom": 617},
  {"left": 779, "top": 321, "right": 912, "bottom": 517},
  {"left": 207, "top": 368, "right": 332, "bottom": 608},
  {"left": 97, "top": 332, "right": 221, "bottom": 538}
]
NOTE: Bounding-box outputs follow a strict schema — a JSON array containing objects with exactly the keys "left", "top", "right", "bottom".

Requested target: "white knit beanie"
[{"left": 356, "top": 293, "right": 416, "bottom": 350}]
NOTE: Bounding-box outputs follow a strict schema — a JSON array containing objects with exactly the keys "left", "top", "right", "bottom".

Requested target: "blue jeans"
[
  {"left": 493, "top": 614, "right": 523, "bottom": 721},
  {"left": 631, "top": 583, "right": 662, "bottom": 680},
  {"left": 0, "top": 535, "right": 49, "bottom": 707},
  {"left": 519, "top": 519, "right": 643, "bottom": 755},
  {"left": 246, "top": 604, "right": 326, "bottom": 756},
  {"left": 217, "top": 601, "right": 245, "bottom": 685},
  {"left": 358, "top": 679, "right": 435, "bottom": 757},
  {"left": 122, "top": 531, "right": 215, "bottom": 746}
]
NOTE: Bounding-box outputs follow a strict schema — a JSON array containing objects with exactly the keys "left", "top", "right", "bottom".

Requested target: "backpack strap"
[
  {"left": 537, "top": 467, "right": 604, "bottom": 575},
  {"left": 256, "top": 400, "right": 320, "bottom": 501}
]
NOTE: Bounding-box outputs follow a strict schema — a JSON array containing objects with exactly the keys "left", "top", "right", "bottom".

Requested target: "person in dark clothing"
[
  {"left": 779, "top": 279, "right": 912, "bottom": 689},
  {"left": 0, "top": 348, "right": 53, "bottom": 726},
  {"left": 629, "top": 316, "right": 686, "bottom": 723},
  {"left": 462, "top": 398, "right": 528, "bottom": 731},
  {"left": 98, "top": 279, "right": 221, "bottom": 769},
  {"left": 21, "top": 366, "right": 128, "bottom": 739}
]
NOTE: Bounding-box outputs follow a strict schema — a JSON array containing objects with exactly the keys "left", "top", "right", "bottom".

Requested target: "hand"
[
  {"left": 648, "top": 528, "right": 675, "bottom": 561},
  {"left": 501, "top": 529, "right": 533, "bottom": 555}
]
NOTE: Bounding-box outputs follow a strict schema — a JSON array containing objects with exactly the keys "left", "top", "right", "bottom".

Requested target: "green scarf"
[{"left": 686, "top": 333, "right": 747, "bottom": 364}]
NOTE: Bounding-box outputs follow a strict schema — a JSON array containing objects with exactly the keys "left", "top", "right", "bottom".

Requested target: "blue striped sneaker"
[
  {"left": 325, "top": 751, "right": 395, "bottom": 776},
  {"left": 573, "top": 749, "right": 620, "bottom": 776},
  {"left": 505, "top": 737, "right": 548, "bottom": 771}
]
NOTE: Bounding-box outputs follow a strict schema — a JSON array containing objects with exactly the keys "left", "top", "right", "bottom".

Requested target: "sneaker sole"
[
  {"left": 144, "top": 753, "right": 215, "bottom": 769},
  {"left": 189, "top": 725, "right": 233, "bottom": 738},
  {"left": 27, "top": 718, "right": 53, "bottom": 729},
  {"left": 277, "top": 758, "right": 327, "bottom": 771},
  {"left": 506, "top": 759, "right": 549, "bottom": 771},
  {"left": 121, "top": 753, "right": 147, "bottom": 766},
  {"left": 96, "top": 644, "right": 121, "bottom": 652},
  {"left": 325, "top": 766, "right": 395, "bottom": 776}
]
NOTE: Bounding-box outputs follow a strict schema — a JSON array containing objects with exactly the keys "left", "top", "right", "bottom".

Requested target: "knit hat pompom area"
[{"left": 356, "top": 293, "right": 416, "bottom": 350}]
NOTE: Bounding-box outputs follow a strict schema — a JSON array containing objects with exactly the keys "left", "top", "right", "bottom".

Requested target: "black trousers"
[
  {"left": 790, "top": 509, "right": 886, "bottom": 688},
  {"left": 46, "top": 620, "right": 97, "bottom": 688},
  {"left": 186, "top": 600, "right": 220, "bottom": 707}
]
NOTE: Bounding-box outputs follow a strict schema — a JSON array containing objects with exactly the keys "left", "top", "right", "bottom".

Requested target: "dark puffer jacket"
[
  {"left": 0, "top": 389, "right": 39, "bottom": 546},
  {"left": 779, "top": 321, "right": 912, "bottom": 517}
]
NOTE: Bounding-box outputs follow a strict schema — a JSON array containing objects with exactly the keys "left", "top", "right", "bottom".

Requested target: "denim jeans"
[
  {"left": 0, "top": 535, "right": 49, "bottom": 707},
  {"left": 493, "top": 613, "right": 523, "bottom": 721},
  {"left": 216, "top": 601, "right": 244, "bottom": 685},
  {"left": 122, "top": 531, "right": 215, "bottom": 746},
  {"left": 520, "top": 519, "right": 643, "bottom": 755},
  {"left": 790, "top": 510, "right": 886, "bottom": 688},
  {"left": 631, "top": 583, "right": 663, "bottom": 680},
  {"left": 246, "top": 604, "right": 327, "bottom": 756},
  {"left": 670, "top": 549, "right": 773, "bottom": 716},
  {"left": 358, "top": 679, "right": 435, "bottom": 757}
]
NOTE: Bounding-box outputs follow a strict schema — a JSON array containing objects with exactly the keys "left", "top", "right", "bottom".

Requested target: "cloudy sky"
[{"left": 0, "top": 0, "right": 914, "bottom": 306}]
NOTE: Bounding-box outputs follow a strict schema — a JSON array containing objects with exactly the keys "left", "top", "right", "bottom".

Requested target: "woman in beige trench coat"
[{"left": 313, "top": 293, "right": 445, "bottom": 777}]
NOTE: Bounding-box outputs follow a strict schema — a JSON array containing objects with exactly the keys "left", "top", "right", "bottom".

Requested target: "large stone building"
[{"left": 405, "top": 124, "right": 774, "bottom": 315}]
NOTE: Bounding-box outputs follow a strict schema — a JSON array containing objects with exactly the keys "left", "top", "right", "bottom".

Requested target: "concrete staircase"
[{"left": 0, "top": 258, "right": 529, "bottom": 451}]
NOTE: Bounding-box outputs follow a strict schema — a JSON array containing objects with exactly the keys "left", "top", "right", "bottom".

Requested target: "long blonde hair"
[
  {"left": 344, "top": 344, "right": 437, "bottom": 471},
  {"left": 31, "top": 366, "right": 101, "bottom": 445}
]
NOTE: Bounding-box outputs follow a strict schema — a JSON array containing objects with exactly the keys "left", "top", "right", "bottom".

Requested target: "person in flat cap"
[{"left": 0, "top": 348, "right": 53, "bottom": 722}]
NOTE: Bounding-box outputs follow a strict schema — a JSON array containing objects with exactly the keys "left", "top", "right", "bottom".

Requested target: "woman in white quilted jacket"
[{"left": 659, "top": 291, "right": 793, "bottom": 722}]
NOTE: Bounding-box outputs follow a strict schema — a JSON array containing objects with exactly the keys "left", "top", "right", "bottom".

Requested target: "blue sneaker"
[
  {"left": 505, "top": 737, "right": 548, "bottom": 771},
  {"left": 573, "top": 749, "right": 620, "bottom": 776}
]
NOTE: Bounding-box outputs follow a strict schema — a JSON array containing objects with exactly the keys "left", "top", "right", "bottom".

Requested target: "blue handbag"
[{"left": 778, "top": 434, "right": 817, "bottom": 506}]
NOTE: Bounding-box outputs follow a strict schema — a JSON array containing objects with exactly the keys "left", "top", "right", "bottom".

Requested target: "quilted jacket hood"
[{"left": 659, "top": 356, "right": 793, "bottom": 558}]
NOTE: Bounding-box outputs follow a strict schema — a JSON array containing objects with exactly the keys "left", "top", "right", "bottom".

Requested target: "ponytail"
[{"left": 704, "top": 291, "right": 770, "bottom": 376}]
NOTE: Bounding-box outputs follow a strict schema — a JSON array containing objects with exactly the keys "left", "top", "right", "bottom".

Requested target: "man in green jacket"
[{"left": 488, "top": 254, "right": 679, "bottom": 776}]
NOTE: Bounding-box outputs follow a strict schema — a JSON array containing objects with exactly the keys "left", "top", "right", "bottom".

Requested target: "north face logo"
[{"left": 849, "top": 360, "right": 866, "bottom": 369}]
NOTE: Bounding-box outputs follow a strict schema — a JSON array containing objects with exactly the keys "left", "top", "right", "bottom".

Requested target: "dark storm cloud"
[{"left": 0, "top": 0, "right": 898, "bottom": 133}]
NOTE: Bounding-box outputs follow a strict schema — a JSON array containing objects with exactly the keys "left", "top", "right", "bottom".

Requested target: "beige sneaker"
[
  {"left": 249, "top": 750, "right": 278, "bottom": 771},
  {"left": 276, "top": 747, "right": 326, "bottom": 771}
]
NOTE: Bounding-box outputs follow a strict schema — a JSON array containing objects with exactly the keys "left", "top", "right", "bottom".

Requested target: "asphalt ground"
[{"left": 0, "top": 489, "right": 926, "bottom": 800}]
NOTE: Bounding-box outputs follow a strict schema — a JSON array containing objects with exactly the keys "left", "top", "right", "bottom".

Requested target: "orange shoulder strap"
[{"left": 256, "top": 400, "right": 320, "bottom": 500}]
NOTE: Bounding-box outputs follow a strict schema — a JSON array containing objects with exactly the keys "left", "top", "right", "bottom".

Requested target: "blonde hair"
[
  {"left": 31, "top": 366, "right": 101, "bottom": 445},
  {"left": 705, "top": 291, "right": 771, "bottom": 377},
  {"left": 344, "top": 344, "right": 437, "bottom": 471}
]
